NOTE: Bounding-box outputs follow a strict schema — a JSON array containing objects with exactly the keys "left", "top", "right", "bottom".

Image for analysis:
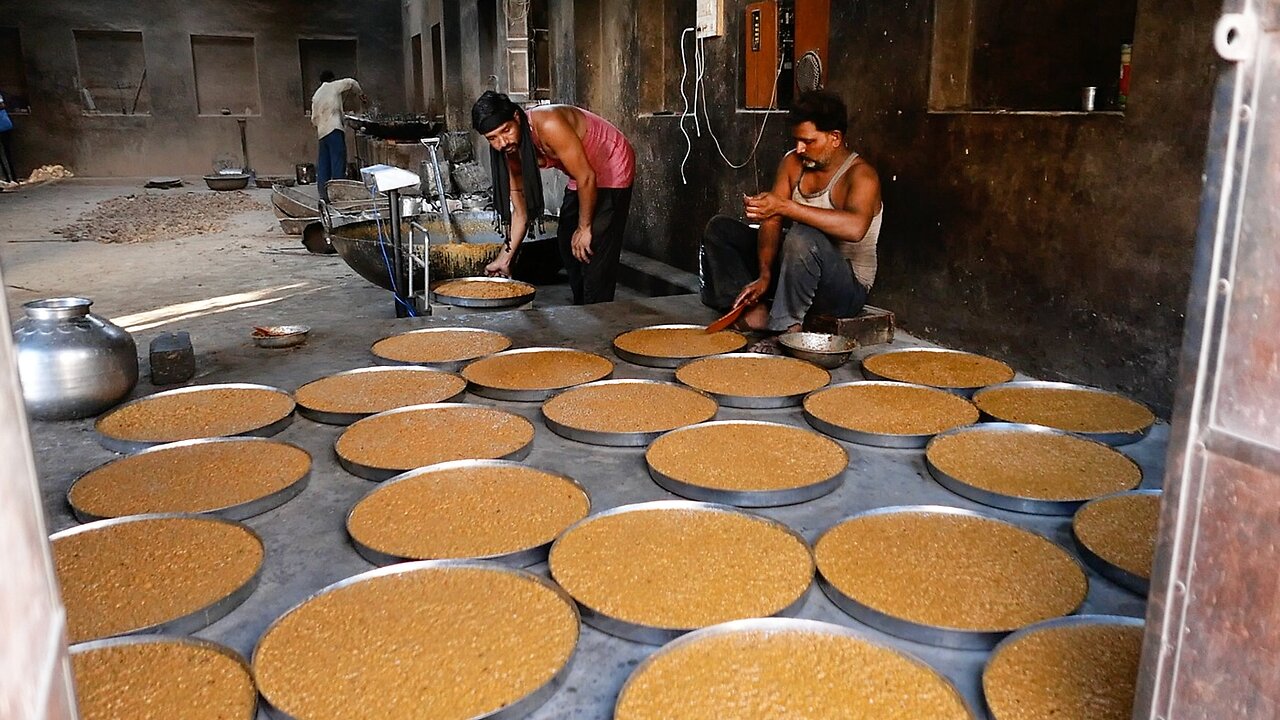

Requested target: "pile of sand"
[{"left": 54, "top": 191, "right": 266, "bottom": 244}]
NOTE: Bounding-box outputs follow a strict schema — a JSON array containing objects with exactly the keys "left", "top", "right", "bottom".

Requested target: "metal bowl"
[
  {"left": 778, "top": 332, "right": 857, "bottom": 369},
  {"left": 252, "top": 325, "right": 310, "bottom": 349},
  {"left": 203, "top": 174, "right": 250, "bottom": 191}
]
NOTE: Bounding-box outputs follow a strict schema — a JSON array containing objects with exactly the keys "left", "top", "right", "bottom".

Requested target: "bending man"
[
  {"left": 701, "top": 91, "right": 882, "bottom": 332},
  {"left": 310, "top": 70, "right": 366, "bottom": 202},
  {"left": 472, "top": 91, "right": 635, "bottom": 304}
]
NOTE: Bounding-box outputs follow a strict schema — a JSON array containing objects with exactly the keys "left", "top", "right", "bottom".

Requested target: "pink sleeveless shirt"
[{"left": 529, "top": 107, "right": 635, "bottom": 190}]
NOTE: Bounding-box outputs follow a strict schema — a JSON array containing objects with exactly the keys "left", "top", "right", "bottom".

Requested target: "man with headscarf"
[{"left": 471, "top": 91, "right": 635, "bottom": 304}]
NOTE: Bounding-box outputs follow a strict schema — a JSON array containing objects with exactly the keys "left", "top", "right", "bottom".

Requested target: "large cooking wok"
[
  {"left": 344, "top": 113, "right": 443, "bottom": 141},
  {"left": 328, "top": 215, "right": 563, "bottom": 291}
]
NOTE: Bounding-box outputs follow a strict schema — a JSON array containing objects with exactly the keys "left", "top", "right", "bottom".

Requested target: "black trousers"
[
  {"left": 556, "top": 187, "right": 633, "bottom": 304},
  {"left": 0, "top": 130, "right": 15, "bottom": 182}
]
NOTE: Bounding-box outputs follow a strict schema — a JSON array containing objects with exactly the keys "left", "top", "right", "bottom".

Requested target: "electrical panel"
[
  {"left": 696, "top": 0, "right": 723, "bottom": 38},
  {"left": 744, "top": 0, "right": 795, "bottom": 109}
]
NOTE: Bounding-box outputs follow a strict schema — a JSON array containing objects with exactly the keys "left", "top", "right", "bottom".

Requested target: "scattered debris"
[
  {"left": 0, "top": 164, "right": 74, "bottom": 191},
  {"left": 53, "top": 191, "right": 266, "bottom": 244}
]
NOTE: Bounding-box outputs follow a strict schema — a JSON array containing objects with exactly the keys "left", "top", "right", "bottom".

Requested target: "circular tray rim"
[
  {"left": 370, "top": 326, "right": 513, "bottom": 371},
  {"left": 252, "top": 559, "right": 580, "bottom": 720},
  {"left": 612, "top": 323, "right": 748, "bottom": 368},
  {"left": 68, "top": 436, "right": 313, "bottom": 522},
  {"left": 802, "top": 380, "right": 979, "bottom": 449},
  {"left": 645, "top": 420, "right": 847, "bottom": 507},
  {"left": 93, "top": 382, "right": 296, "bottom": 454},
  {"left": 50, "top": 513, "right": 265, "bottom": 643},
  {"left": 462, "top": 347, "right": 615, "bottom": 402},
  {"left": 335, "top": 402, "right": 534, "bottom": 481},
  {"left": 814, "top": 504, "right": 1088, "bottom": 650},
  {"left": 541, "top": 379, "right": 719, "bottom": 447},
  {"left": 430, "top": 276, "right": 536, "bottom": 308},
  {"left": 924, "top": 422, "right": 1143, "bottom": 515},
  {"left": 981, "top": 613, "right": 1145, "bottom": 719},
  {"left": 296, "top": 365, "right": 467, "bottom": 425},
  {"left": 614, "top": 616, "right": 977, "bottom": 719},
  {"left": 1070, "top": 488, "right": 1162, "bottom": 596},
  {"left": 860, "top": 346, "right": 1015, "bottom": 398},
  {"left": 548, "top": 499, "right": 815, "bottom": 645},
  {"left": 68, "top": 634, "right": 258, "bottom": 720},
  {"left": 674, "top": 352, "right": 831, "bottom": 408},
  {"left": 346, "top": 459, "right": 591, "bottom": 567},
  {"left": 971, "top": 380, "right": 1155, "bottom": 446}
]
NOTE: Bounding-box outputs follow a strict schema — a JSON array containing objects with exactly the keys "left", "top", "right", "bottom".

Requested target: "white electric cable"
[
  {"left": 678, "top": 27, "right": 697, "bottom": 184},
  {"left": 698, "top": 33, "right": 784, "bottom": 169}
]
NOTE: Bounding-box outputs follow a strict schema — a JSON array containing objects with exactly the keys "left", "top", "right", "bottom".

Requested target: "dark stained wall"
[
  {"left": 0, "top": 0, "right": 404, "bottom": 176},
  {"left": 555, "top": 0, "right": 1220, "bottom": 415}
]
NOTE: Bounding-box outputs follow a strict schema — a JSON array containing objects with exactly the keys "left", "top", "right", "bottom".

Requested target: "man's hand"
[
  {"left": 571, "top": 226, "right": 594, "bottom": 263},
  {"left": 744, "top": 192, "right": 789, "bottom": 222},
  {"left": 733, "top": 276, "right": 770, "bottom": 309},
  {"left": 484, "top": 249, "right": 514, "bottom": 278}
]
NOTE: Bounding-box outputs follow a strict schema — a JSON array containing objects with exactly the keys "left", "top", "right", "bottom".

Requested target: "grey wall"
[
  {"left": 1, "top": 0, "right": 404, "bottom": 176},
  {"left": 550, "top": 0, "right": 1220, "bottom": 415}
]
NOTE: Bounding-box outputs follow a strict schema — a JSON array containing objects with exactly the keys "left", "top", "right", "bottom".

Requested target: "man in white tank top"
[{"left": 700, "top": 91, "right": 883, "bottom": 332}]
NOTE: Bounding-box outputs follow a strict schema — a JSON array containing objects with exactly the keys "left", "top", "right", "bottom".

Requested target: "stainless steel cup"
[{"left": 1082, "top": 86, "right": 1098, "bottom": 112}]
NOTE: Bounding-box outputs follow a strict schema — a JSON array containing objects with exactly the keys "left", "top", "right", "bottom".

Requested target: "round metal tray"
[
  {"left": 549, "top": 500, "right": 814, "bottom": 645},
  {"left": 815, "top": 505, "right": 1088, "bottom": 650},
  {"left": 346, "top": 459, "right": 591, "bottom": 567},
  {"left": 982, "top": 614, "right": 1144, "bottom": 719},
  {"left": 69, "top": 635, "right": 257, "bottom": 719},
  {"left": 462, "top": 347, "right": 615, "bottom": 402},
  {"left": 924, "top": 423, "right": 1143, "bottom": 515},
  {"left": 860, "top": 346, "right": 1014, "bottom": 398},
  {"left": 646, "top": 421, "right": 847, "bottom": 507},
  {"left": 1071, "top": 489, "right": 1161, "bottom": 596},
  {"left": 674, "top": 352, "right": 830, "bottom": 408},
  {"left": 253, "top": 559, "right": 579, "bottom": 720},
  {"left": 51, "top": 513, "right": 264, "bottom": 641},
  {"left": 335, "top": 402, "right": 534, "bottom": 481},
  {"left": 615, "top": 617, "right": 976, "bottom": 718},
  {"left": 802, "top": 381, "right": 978, "bottom": 449},
  {"left": 972, "top": 380, "right": 1155, "bottom": 446},
  {"left": 68, "top": 436, "right": 312, "bottom": 522},
  {"left": 370, "top": 326, "right": 512, "bottom": 372},
  {"left": 612, "top": 324, "right": 748, "bottom": 368},
  {"left": 295, "top": 366, "right": 466, "bottom": 425},
  {"left": 430, "top": 277, "right": 536, "bottom": 308},
  {"left": 94, "top": 383, "right": 296, "bottom": 454},
  {"left": 542, "top": 379, "right": 719, "bottom": 447}
]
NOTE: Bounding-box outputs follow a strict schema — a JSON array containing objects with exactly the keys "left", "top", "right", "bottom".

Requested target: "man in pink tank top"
[
  {"left": 700, "top": 91, "right": 883, "bottom": 333},
  {"left": 471, "top": 91, "right": 635, "bottom": 304}
]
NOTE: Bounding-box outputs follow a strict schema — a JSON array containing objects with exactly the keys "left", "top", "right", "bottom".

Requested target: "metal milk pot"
[{"left": 13, "top": 297, "right": 139, "bottom": 420}]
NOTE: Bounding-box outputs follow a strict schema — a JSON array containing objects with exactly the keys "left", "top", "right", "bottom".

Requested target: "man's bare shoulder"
[{"left": 847, "top": 157, "right": 880, "bottom": 190}]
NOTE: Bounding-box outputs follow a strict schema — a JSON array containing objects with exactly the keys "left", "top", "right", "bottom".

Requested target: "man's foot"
[
  {"left": 746, "top": 335, "right": 784, "bottom": 355},
  {"left": 739, "top": 303, "right": 771, "bottom": 331}
]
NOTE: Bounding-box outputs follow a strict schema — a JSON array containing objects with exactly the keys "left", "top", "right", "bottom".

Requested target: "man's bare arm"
[
  {"left": 746, "top": 158, "right": 880, "bottom": 244},
  {"left": 733, "top": 156, "right": 797, "bottom": 308},
  {"left": 538, "top": 112, "right": 598, "bottom": 262}
]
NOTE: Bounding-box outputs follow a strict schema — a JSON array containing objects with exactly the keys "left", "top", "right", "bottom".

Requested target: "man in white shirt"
[{"left": 310, "top": 71, "right": 366, "bottom": 201}]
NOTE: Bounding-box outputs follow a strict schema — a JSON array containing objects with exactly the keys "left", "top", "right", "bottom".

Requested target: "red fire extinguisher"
[{"left": 1119, "top": 44, "right": 1133, "bottom": 109}]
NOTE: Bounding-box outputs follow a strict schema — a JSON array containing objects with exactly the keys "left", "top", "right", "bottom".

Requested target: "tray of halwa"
[
  {"left": 645, "top": 420, "right": 847, "bottom": 506},
  {"left": 542, "top": 379, "right": 718, "bottom": 446},
  {"left": 861, "top": 347, "right": 1015, "bottom": 396},
  {"left": 615, "top": 618, "right": 974, "bottom": 720},
  {"left": 68, "top": 437, "right": 311, "bottom": 521},
  {"left": 294, "top": 366, "right": 466, "bottom": 424},
  {"left": 52, "top": 514, "right": 264, "bottom": 643},
  {"left": 252, "top": 561, "right": 579, "bottom": 720},
  {"left": 461, "top": 347, "right": 614, "bottom": 401},
  {"left": 612, "top": 324, "right": 747, "bottom": 368},
  {"left": 802, "top": 381, "right": 979, "bottom": 448},
  {"left": 371, "top": 327, "right": 511, "bottom": 370},
  {"left": 1071, "top": 490, "right": 1162, "bottom": 595},
  {"left": 814, "top": 505, "right": 1088, "bottom": 649},
  {"left": 94, "top": 383, "right": 295, "bottom": 454},
  {"left": 548, "top": 501, "right": 813, "bottom": 644},
  {"left": 972, "top": 381, "right": 1155, "bottom": 445},
  {"left": 335, "top": 403, "right": 534, "bottom": 480},
  {"left": 925, "top": 423, "right": 1142, "bottom": 515},
  {"left": 674, "top": 352, "right": 830, "bottom": 408},
  {"left": 346, "top": 459, "right": 590, "bottom": 567}
]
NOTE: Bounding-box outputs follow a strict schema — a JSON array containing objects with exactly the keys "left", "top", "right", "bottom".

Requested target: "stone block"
[
  {"left": 149, "top": 331, "right": 195, "bottom": 385},
  {"left": 805, "top": 305, "right": 896, "bottom": 347}
]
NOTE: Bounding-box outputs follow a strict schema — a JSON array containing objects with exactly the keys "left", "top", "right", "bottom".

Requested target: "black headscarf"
[{"left": 471, "top": 91, "right": 545, "bottom": 229}]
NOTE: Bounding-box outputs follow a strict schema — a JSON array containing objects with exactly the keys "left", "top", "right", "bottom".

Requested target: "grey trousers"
[{"left": 700, "top": 215, "right": 867, "bottom": 330}]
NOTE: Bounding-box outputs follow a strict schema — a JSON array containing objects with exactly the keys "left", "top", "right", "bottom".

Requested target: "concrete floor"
[{"left": 4, "top": 182, "right": 1166, "bottom": 719}]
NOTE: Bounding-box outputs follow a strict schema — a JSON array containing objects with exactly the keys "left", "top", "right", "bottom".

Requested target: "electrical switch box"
[{"left": 697, "top": 0, "right": 723, "bottom": 38}]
